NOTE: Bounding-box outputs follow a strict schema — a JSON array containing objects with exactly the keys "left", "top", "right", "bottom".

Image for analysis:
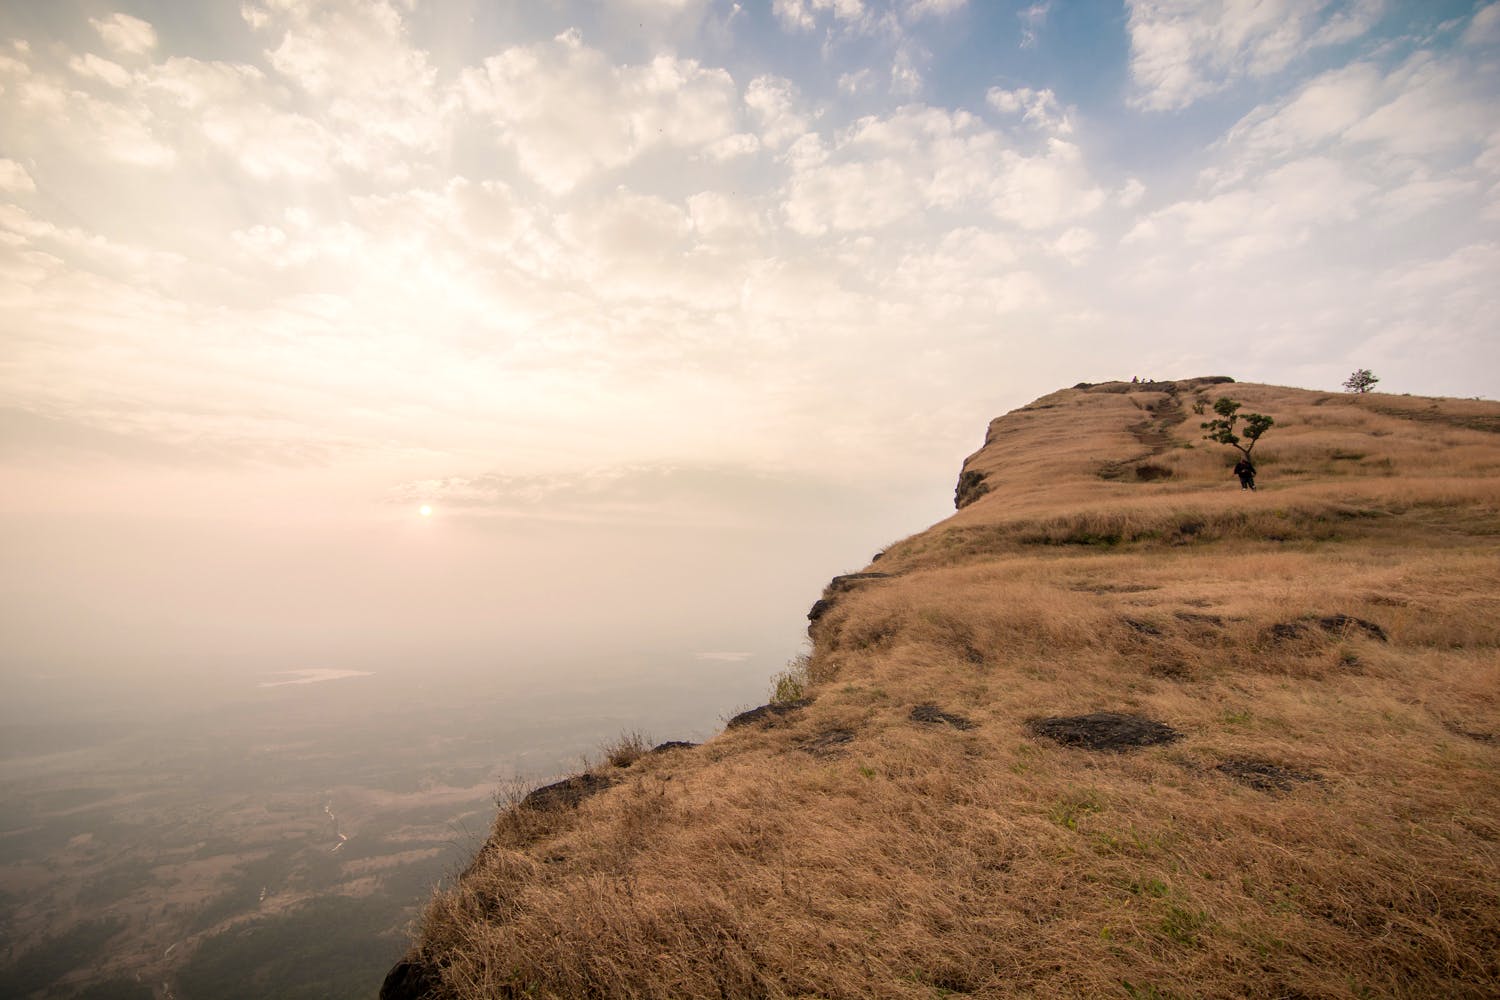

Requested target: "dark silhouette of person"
[{"left": 1233, "top": 458, "right": 1256, "bottom": 491}]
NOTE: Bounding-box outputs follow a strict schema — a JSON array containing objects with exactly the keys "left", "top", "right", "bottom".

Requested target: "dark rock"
[
  {"left": 808, "top": 573, "right": 892, "bottom": 622},
  {"left": 827, "top": 572, "right": 892, "bottom": 593},
  {"left": 801, "top": 729, "right": 855, "bottom": 756},
  {"left": 1442, "top": 721, "right": 1494, "bottom": 743},
  {"left": 1266, "top": 621, "right": 1310, "bottom": 642},
  {"left": 1148, "top": 659, "right": 1194, "bottom": 680},
  {"left": 955, "top": 468, "right": 991, "bottom": 509},
  {"left": 649, "top": 740, "right": 697, "bottom": 754},
  {"left": 1029, "top": 712, "right": 1181, "bottom": 752},
  {"left": 1122, "top": 617, "right": 1162, "bottom": 636},
  {"left": 1215, "top": 758, "right": 1318, "bottom": 793},
  {"left": 1135, "top": 463, "right": 1173, "bottom": 481},
  {"left": 910, "top": 704, "right": 976, "bottom": 730},
  {"left": 380, "top": 958, "right": 440, "bottom": 1000},
  {"left": 807, "top": 598, "right": 836, "bottom": 622},
  {"left": 520, "top": 772, "right": 618, "bottom": 811},
  {"left": 1267, "top": 614, "right": 1388, "bottom": 644},
  {"left": 1316, "top": 614, "right": 1388, "bottom": 642},
  {"left": 726, "top": 699, "right": 811, "bottom": 729}
]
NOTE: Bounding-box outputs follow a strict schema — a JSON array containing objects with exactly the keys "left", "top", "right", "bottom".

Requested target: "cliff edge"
[{"left": 386, "top": 379, "right": 1500, "bottom": 999}]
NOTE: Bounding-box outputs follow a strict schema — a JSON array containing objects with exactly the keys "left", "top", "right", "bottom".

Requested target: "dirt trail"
[{"left": 1100, "top": 389, "right": 1185, "bottom": 480}]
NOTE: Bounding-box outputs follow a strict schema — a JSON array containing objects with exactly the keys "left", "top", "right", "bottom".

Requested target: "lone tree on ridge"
[
  {"left": 1201, "top": 397, "right": 1274, "bottom": 461},
  {"left": 1343, "top": 368, "right": 1380, "bottom": 393}
]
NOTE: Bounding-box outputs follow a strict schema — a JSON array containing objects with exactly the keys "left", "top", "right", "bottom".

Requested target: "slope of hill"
[{"left": 385, "top": 379, "right": 1500, "bottom": 999}]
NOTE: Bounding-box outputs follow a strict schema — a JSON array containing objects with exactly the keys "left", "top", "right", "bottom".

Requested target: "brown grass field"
[{"left": 390, "top": 379, "right": 1499, "bottom": 999}]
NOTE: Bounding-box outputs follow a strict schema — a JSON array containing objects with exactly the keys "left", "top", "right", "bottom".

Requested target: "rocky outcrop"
[
  {"left": 379, "top": 958, "right": 439, "bottom": 1000},
  {"left": 954, "top": 468, "right": 989, "bottom": 509},
  {"left": 520, "top": 772, "right": 618, "bottom": 811},
  {"left": 807, "top": 572, "right": 891, "bottom": 622},
  {"left": 726, "top": 699, "right": 811, "bottom": 729}
]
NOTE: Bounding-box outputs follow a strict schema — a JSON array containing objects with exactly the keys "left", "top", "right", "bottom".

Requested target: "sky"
[{"left": 1, "top": 0, "right": 1498, "bottom": 691}]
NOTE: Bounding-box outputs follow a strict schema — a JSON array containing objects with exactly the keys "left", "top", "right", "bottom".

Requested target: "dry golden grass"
[{"left": 398, "top": 380, "right": 1500, "bottom": 999}]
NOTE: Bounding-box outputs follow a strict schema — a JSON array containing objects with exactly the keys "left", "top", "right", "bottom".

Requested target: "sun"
[{"left": 419, "top": 505, "right": 433, "bottom": 517}]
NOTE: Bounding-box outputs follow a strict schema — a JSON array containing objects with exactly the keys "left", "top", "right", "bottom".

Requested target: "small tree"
[
  {"left": 1343, "top": 368, "right": 1379, "bottom": 393},
  {"left": 1201, "top": 397, "right": 1274, "bottom": 461}
]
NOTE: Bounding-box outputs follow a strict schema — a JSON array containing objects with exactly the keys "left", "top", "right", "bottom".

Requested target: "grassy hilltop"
[{"left": 389, "top": 378, "right": 1500, "bottom": 999}]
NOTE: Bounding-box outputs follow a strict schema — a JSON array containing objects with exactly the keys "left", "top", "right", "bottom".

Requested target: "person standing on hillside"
[{"left": 1233, "top": 457, "right": 1256, "bottom": 491}]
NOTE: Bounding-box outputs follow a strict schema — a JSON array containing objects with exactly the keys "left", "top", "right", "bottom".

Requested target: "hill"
[{"left": 383, "top": 378, "right": 1500, "bottom": 999}]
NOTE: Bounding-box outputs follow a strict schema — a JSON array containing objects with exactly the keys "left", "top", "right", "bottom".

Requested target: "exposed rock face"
[
  {"left": 726, "top": 699, "right": 811, "bottom": 729},
  {"left": 379, "top": 958, "right": 439, "bottom": 1000},
  {"left": 807, "top": 572, "right": 891, "bottom": 622},
  {"left": 520, "top": 772, "right": 618, "bottom": 811},
  {"left": 955, "top": 468, "right": 990, "bottom": 509},
  {"left": 649, "top": 740, "right": 697, "bottom": 754}
]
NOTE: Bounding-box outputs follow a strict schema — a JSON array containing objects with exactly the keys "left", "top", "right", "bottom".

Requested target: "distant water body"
[{"left": 258, "top": 668, "right": 375, "bottom": 687}]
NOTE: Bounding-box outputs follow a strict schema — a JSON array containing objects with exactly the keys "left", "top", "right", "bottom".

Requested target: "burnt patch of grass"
[
  {"left": 1214, "top": 758, "right": 1319, "bottom": 794},
  {"left": 910, "top": 704, "right": 977, "bottom": 730},
  {"left": 1029, "top": 713, "right": 1181, "bottom": 752}
]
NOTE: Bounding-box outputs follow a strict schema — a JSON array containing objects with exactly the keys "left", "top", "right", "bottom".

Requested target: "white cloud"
[
  {"left": 561, "top": 188, "right": 691, "bottom": 265},
  {"left": 989, "top": 139, "right": 1105, "bottom": 229},
  {"left": 890, "top": 48, "right": 923, "bottom": 96},
  {"left": 1117, "top": 177, "right": 1146, "bottom": 207},
  {"left": 773, "top": 0, "right": 869, "bottom": 33},
  {"left": 772, "top": 0, "right": 818, "bottom": 31},
  {"left": 986, "top": 86, "right": 1071, "bottom": 135},
  {"left": 1224, "top": 61, "right": 1382, "bottom": 160},
  {"left": 889, "top": 227, "right": 1043, "bottom": 316},
  {"left": 91, "top": 13, "right": 157, "bottom": 56},
  {"left": 1050, "top": 226, "right": 1097, "bottom": 264},
  {"left": 69, "top": 53, "right": 133, "bottom": 88},
  {"left": 838, "top": 68, "right": 875, "bottom": 95},
  {"left": 0, "top": 159, "right": 36, "bottom": 193},
  {"left": 1126, "top": 0, "right": 1387, "bottom": 111},
  {"left": 1465, "top": 2, "right": 1500, "bottom": 46},
  {"left": 1017, "top": 2, "right": 1051, "bottom": 49},
  {"left": 248, "top": 0, "right": 447, "bottom": 172},
  {"left": 1340, "top": 54, "right": 1496, "bottom": 158},
  {"left": 903, "top": 0, "right": 967, "bottom": 21},
  {"left": 786, "top": 160, "right": 920, "bottom": 235},
  {"left": 782, "top": 106, "right": 1104, "bottom": 235},
  {"left": 463, "top": 32, "right": 740, "bottom": 193},
  {"left": 687, "top": 191, "right": 764, "bottom": 241},
  {"left": 1125, "top": 156, "right": 1374, "bottom": 262},
  {"left": 1219, "top": 48, "right": 1499, "bottom": 194},
  {"left": 745, "top": 75, "right": 810, "bottom": 150}
]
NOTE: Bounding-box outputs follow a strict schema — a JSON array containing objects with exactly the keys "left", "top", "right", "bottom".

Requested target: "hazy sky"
[{"left": 2, "top": 1, "right": 1498, "bottom": 686}]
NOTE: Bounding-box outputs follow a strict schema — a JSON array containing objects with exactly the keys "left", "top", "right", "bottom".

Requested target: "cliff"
[{"left": 385, "top": 379, "right": 1500, "bottom": 999}]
